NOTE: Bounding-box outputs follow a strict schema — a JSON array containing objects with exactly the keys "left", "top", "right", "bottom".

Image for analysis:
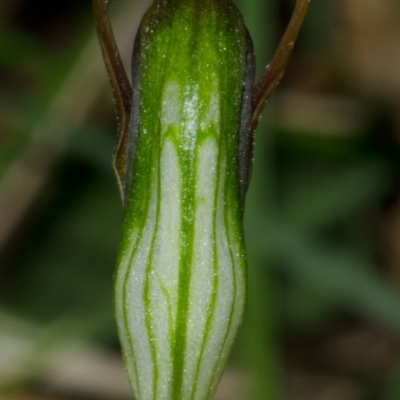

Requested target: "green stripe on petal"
[{"left": 114, "top": 1, "right": 253, "bottom": 399}]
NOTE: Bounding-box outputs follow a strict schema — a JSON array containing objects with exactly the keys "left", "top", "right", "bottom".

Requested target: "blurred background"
[{"left": 1, "top": 0, "right": 400, "bottom": 399}]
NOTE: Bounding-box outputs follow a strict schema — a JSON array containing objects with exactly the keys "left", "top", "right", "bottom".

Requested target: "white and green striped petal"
[
  {"left": 114, "top": 1, "right": 253, "bottom": 399},
  {"left": 94, "top": 0, "right": 310, "bottom": 398}
]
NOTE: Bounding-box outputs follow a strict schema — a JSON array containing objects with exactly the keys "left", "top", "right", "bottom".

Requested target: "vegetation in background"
[{"left": 1, "top": 0, "right": 400, "bottom": 399}]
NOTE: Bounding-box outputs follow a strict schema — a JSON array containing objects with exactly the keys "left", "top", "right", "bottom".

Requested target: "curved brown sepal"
[
  {"left": 93, "top": 0, "right": 133, "bottom": 202},
  {"left": 251, "top": 0, "right": 310, "bottom": 132}
]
